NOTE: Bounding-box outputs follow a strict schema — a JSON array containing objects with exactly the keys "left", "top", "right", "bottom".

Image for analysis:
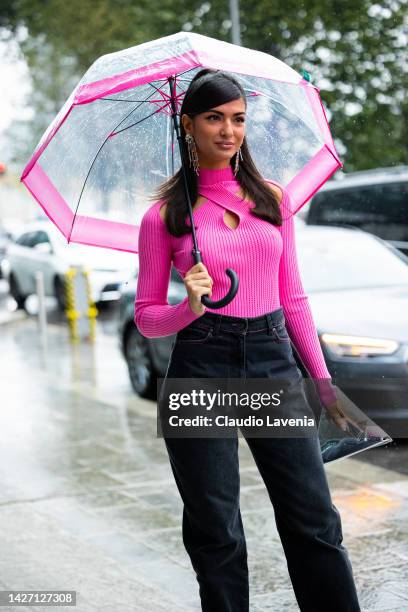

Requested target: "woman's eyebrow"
[{"left": 207, "top": 110, "right": 246, "bottom": 116}]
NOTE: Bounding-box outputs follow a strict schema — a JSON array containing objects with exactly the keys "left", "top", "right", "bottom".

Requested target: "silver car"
[{"left": 2, "top": 220, "right": 137, "bottom": 309}]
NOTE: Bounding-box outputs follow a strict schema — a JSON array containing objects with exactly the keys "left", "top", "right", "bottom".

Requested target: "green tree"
[{"left": 1, "top": 0, "right": 407, "bottom": 171}]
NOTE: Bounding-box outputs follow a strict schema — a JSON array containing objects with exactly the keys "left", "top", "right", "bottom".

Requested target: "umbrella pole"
[
  {"left": 167, "top": 78, "right": 202, "bottom": 262},
  {"left": 168, "top": 76, "right": 239, "bottom": 309}
]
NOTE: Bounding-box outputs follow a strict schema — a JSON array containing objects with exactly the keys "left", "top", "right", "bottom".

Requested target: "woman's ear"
[{"left": 181, "top": 113, "right": 192, "bottom": 134}]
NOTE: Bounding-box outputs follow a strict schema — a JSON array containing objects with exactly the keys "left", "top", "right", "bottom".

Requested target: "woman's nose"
[{"left": 220, "top": 122, "right": 234, "bottom": 136}]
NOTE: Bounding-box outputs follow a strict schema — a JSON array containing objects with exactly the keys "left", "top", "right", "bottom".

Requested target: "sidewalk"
[{"left": 0, "top": 317, "right": 407, "bottom": 611}]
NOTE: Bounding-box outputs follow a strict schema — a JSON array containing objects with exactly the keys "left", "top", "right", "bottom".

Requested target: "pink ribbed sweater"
[{"left": 135, "top": 165, "right": 335, "bottom": 398}]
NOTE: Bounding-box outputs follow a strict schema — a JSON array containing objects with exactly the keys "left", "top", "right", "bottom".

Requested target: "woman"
[{"left": 134, "top": 68, "right": 361, "bottom": 612}]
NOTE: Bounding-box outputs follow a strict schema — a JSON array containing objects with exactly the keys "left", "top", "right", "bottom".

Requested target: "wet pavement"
[{"left": 0, "top": 312, "right": 407, "bottom": 611}]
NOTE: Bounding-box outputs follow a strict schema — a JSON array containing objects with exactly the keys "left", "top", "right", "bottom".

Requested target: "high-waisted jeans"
[{"left": 162, "top": 306, "right": 361, "bottom": 612}]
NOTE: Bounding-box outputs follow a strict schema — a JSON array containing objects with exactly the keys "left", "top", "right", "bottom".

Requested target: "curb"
[{"left": 0, "top": 310, "right": 27, "bottom": 325}]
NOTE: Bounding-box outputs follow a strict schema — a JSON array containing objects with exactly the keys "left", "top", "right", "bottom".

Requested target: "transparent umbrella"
[{"left": 21, "top": 30, "right": 342, "bottom": 308}]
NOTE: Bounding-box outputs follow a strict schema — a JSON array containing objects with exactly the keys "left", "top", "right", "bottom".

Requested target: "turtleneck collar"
[{"left": 198, "top": 165, "right": 236, "bottom": 186}]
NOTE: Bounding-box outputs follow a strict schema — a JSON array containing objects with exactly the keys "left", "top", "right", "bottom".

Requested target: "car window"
[
  {"left": 31, "top": 231, "right": 51, "bottom": 246},
  {"left": 15, "top": 232, "right": 36, "bottom": 247},
  {"left": 308, "top": 181, "right": 408, "bottom": 242},
  {"left": 170, "top": 265, "right": 183, "bottom": 284}
]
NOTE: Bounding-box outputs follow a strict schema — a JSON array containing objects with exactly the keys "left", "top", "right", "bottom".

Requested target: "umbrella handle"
[
  {"left": 192, "top": 250, "right": 239, "bottom": 309},
  {"left": 202, "top": 268, "right": 239, "bottom": 308}
]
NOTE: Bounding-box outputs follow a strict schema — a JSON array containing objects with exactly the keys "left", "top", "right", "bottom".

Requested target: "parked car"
[
  {"left": 301, "top": 165, "right": 408, "bottom": 257},
  {"left": 119, "top": 266, "right": 184, "bottom": 399},
  {"left": 119, "top": 225, "right": 408, "bottom": 434},
  {"left": 0, "top": 224, "right": 17, "bottom": 280},
  {"left": 1, "top": 220, "right": 137, "bottom": 309}
]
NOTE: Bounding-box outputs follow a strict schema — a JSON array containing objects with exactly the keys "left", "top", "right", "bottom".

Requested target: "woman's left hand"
[
  {"left": 324, "top": 398, "right": 387, "bottom": 441},
  {"left": 323, "top": 399, "right": 365, "bottom": 434}
]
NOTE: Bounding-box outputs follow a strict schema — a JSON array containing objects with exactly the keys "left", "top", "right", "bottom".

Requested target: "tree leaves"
[{"left": 2, "top": 0, "right": 407, "bottom": 170}]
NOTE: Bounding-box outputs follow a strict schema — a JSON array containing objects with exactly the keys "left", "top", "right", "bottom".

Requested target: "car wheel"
[
  {"left": 9, "top": 273, "right": 27, "bottom": 309},
  {"left": 54, "top": 276, "right": 67, "bottom": 311},
  {"left": 125, "top": 325, "right": 158, "bottom": 399}
]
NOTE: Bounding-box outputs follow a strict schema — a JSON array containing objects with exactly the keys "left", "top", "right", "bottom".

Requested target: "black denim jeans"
[{"left": 163, "top": 307, "right": 361, "bottom": 612}]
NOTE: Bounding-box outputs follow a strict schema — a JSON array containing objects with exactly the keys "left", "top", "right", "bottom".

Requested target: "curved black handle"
[{"left": 201, "top": 268, "right": 239, "bottom": 309}]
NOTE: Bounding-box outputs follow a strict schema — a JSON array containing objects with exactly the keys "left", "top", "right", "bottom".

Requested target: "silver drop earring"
[
  {"left": 185, "top": 133, "right": 199, "bottom": 175},
  {"left": 234, "top": 146, "right": 243, "bottom": 176}
]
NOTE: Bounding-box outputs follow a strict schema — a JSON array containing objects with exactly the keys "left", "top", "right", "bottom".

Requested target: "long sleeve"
[
  {"left": 134, "top": 202, "right": 204, "bottom": 338},
  {"left": 278, "top": 189, "right": 337, "bottom": 407}
]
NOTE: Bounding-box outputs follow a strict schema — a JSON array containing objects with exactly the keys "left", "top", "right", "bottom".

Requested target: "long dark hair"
[{"left": 151, "top": 68, "right": 283, "bottom": 237}]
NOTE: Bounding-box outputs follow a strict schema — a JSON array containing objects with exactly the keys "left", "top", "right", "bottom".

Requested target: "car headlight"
[{"left": 321, "top": 333, "right": 399, "bottom": 358}]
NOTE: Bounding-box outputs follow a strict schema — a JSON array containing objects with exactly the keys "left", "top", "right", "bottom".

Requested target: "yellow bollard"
[{"left": 64, "top": 266, "right": 98, "bottom": 342}]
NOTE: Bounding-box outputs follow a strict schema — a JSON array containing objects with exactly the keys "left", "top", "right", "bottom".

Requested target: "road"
[{"left": 0, "top": 287, "right": 407, "bottom": 610}]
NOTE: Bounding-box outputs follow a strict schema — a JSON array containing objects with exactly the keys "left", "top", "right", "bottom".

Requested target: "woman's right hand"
[{"left": 183, "top": 263, "right": 213, "bottom": 315}]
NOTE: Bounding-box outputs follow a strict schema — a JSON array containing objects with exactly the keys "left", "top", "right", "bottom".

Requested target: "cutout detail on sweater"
[{"left": 223, "top": 209, "right": 240, "bottom": 230}]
